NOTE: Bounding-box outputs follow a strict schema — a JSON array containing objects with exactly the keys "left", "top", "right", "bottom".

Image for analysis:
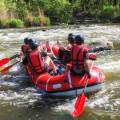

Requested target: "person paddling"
[
  {"left": 21, "top": 37, "right": 30, "bottom": 54},
  {"left": 58, "top": 33, "right": 75, "bottom": 64},
  {"left": 23, "top": 40, "right": 57, "bottom": 75},
  {"left": 67, "top": 33, "right": 76, "bottom": 50},
  {"left": 70, "top": 34, "right": 91, "bottom": 78}
]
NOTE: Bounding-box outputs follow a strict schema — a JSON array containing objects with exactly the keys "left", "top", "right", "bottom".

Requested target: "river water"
[{"left": 0, "top": 24, "right": 120, "bottom": 120}]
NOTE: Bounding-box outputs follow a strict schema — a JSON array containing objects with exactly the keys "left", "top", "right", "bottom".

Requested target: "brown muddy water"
[{"left": 0, "top": 24, "right": 120, "bottom": 120}]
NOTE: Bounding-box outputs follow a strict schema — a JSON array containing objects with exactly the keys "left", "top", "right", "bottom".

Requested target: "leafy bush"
[
  {"left": 103, "top": 5, "right": 116, "bottom": 15},
  {"left": 73, "top": 0, "right": 81, "bottom": 10},
  {"left": 43, "top": 0, "right": 71, "bottom": 24},
  {"left": 39, "top": 16, "right": 50, "bottom": 26},
  {"left": 90, "top": 5, "right": 119, "bottom": 21},
  {"left": 25, "top": 16, "right": 50, "bottom": 27},
  {"left": 0, "top": 19, "right": 8, "bottom": 28},
  {"left": 24, "top": 17, "right": 32, "bottom": 27},
  {"left": 112, "top": 16, "right": 120, "bottom": 23},
  {"left": 7, "top": 19, "right": 24, "bottom": 28},
  {"left": 32, "top": 17, "right": 40, "bottom": 26},
  {"left": 100, "top": 5, "right": 117, "bottom": 18}
]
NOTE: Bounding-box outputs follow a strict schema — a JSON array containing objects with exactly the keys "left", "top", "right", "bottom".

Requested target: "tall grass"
[
  {"left": 0, "top": 19, "right": 24, "bottom": 28},
  {"left": 8, "top": 19, "right": 24, "bottom": 28},
  {"left": 25, "top": 16, "right": 50, "bottom": 27}
]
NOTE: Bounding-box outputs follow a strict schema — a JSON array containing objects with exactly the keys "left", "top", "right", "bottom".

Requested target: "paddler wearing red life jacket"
[
  {"left": 44, "top": 41, "right": 59, "bottom": 59},
  {"left": 67, "top": 33, "right": 75, "bottom": 50},
  {"left": 58, "top": 33, "right": 75, "bottom": 64},
  {"left": 26, "top": 40, "right": 48, "bottom": 75},
  {"left": 21, "top": 39, "right": 34, "bottom": 65},
  {"left": 21, "top": 38, "right": 30, "bottom": 54},
  {"left": 70, "top": 34, "right": 91, "bottom": 78},
  {"left": 25, "top": 39, "right": 57, "bottom": 75}
]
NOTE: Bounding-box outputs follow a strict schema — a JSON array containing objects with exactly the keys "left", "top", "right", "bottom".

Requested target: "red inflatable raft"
[
  {"left": 30, "top": 62, "right": 105, "bottom": 96},
  {"left": 23, "top": 43, "right": 105, "bottom": 97}
]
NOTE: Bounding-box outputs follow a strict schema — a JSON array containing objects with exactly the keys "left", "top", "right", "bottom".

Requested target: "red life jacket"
[
  {"left": 71, "top": 44, "right": 89, "bottom": 70},
  {"left": 51, "top": 45, "right": 59, "bottom": 56},
  {"left": 27, "top": 50, "right": 45, "bottom": 74},
  {"left": 21, "top": 44, "right": 29, "bottom": 54},
  {"left": 47, "top": 45, "right": 51, "bottom": 52}
]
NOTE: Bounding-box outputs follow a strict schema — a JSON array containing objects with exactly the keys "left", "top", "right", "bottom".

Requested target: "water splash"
[{"left": 87, "top": 80, "right": 120, "bottom": 113}]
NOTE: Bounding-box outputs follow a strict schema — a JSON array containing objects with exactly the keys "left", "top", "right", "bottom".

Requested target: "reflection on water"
[{"left": 0, "top": 24, "right": 120, "bottom": 120}]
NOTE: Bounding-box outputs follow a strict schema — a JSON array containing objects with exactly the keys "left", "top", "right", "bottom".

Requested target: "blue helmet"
[
  {"left": 68, "top": 33, "right": 73, "bottom": 37},
  {"left": 28, "top": 39, "right": 38, "bottom": 50},
  {"left": 24, "top": 37, "right": 29, "bottom": 44},
  {"left": 75, "top": 35, "right": 85, "bottom": 44},
  {"left": 68, "top": 33, "right": 75, "bottom": 44},
  {"left": 28, "top": 38, "right": 34, "bottom": 43}
]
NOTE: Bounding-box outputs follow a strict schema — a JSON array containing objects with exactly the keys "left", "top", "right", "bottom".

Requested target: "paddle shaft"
[
  {"left": 84, "top": 61, "right": 94, "bottom": 92},
  {"left": 0, "top": 61, "right": 19, "bottom": 73},
  {"left": 10, "top": 54, "right": 20, "bottom": 60},
  {"left": 0, "top": 54, "right": 20, "bottom": 67},
  {"left": 71, "top": 61, "right": 95, "bottom": 118},
  {"left": 48, "top": 43, "right": 57, "bottom": 59}
]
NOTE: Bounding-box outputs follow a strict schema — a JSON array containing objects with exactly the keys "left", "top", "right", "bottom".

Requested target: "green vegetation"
[
  {"left": 0, "top": 0, "right": 120, "bottom": 28},
  {"left": 8, "top": 19, "right": 24, "bottom": 28},
  {"left": 25, "top": 16, "right": 50, "bottom": 27},
  {"left": 0, "top": 19, "right": 24, "bottom": 28}
]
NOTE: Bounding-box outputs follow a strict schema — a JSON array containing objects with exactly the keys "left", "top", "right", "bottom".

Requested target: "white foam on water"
[
  {"left": 87, "top": 96, "right": 109, "bottom": 108},
  {"left": 98, "top": 60, "right": 120, "bottom": 72},
  {"left": 0, "top": 25, "right": 120, "bottom": 44},
  {"left": 0, "top": 89, "right": 40, "bottom": 106},
  {"left": 0, "top": 81, "right": 18, "bottom": 87},
  {"left": 0, "top": 53, "right": 5, "bottom": 59},
  {"left": 87, "top": 80, "right": 120, "bottom": 112}
]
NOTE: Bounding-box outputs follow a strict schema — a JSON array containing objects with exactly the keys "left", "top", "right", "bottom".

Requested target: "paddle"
[
  {"left": 71, "top": 61, "right": 94, "bottom": 118},
  {"left": 0, "top": 54, "right": 19, "bottom": 67},
  {"left": 46, "top": 41, "right": 57, "bottom": 59},
  {"left": 0, "top": 61, "right": 19, "bottom": 73}
]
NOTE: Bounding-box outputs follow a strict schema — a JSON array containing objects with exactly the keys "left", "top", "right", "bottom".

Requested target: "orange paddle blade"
[
  {"left": 72, "top": 92, "right": 86, "bottom": 118},
  {"left": 0, "top": 58, "right": 10, "bottom": 66}
]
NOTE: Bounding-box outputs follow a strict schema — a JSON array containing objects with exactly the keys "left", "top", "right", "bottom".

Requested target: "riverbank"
[
  {"left": 73, "top": 16, "right": 120, "bottom": 24},
  {"left": 0, "top": 23, "right": 120, "bottom": 34},
  {"left": 0, "top": 18, "right": 120, "bottom": 30}
]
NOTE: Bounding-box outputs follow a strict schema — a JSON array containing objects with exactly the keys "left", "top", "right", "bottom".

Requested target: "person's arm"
[
  {"left": 58, "top": 47, "right": 65, "bottom": 60},
  {"left": 84, "top": 50, "right": 91, "bottom": 78},
  {"left": 84, "top": 60, "right": 91, "bottom": 78},
  {"left": 41, "top": 50, "right": 56, "bottom": 61},
  {"left": 89, "top": 46, "right": 111, "bottom": 52}
]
